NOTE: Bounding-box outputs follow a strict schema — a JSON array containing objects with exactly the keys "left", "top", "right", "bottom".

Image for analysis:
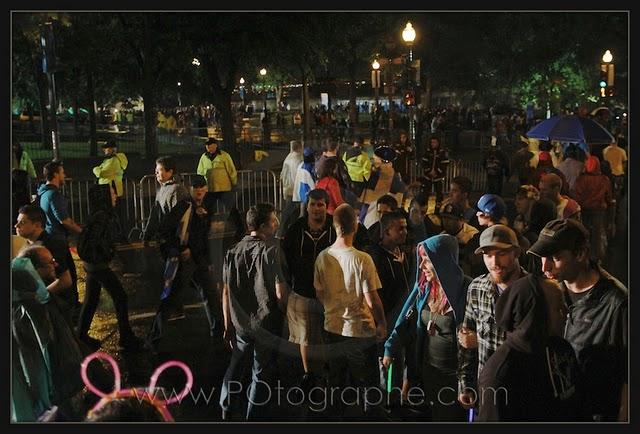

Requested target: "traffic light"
[{"left": 599, "top": 66, "right": 608, "bottom": 90}]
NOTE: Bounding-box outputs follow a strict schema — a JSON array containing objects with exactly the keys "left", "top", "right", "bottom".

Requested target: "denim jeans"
[{"left": 219, "top": 330, "right": 281, "bottom": 421}]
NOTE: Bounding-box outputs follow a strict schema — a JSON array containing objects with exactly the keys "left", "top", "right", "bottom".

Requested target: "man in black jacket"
[
  {"left": 147, "top": 175, "right": 220, "bottom": 351},
  {"left": 528, "top": 219, "right": 628, "bottom": 421},
  {"left": 281, "top": 188, "right": 335, "bottom": 392}
]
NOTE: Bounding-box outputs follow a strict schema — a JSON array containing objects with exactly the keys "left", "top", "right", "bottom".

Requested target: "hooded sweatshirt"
[
  {"left": 292, "top": 149, "right": 316, "bottom": 203},
  {"left": 78, "top": 184, "right": 119, "bottom": 267},
  {"left": 384, "top": 234, "right": 471, "bottom": 380},
  {"left": 574, "top": 156, "right": 612, "bottom": 211},
  {"left": 477, "top": 275, "right": 581, "bottom": 421},
  {"left": 280, "top": 145, "right": 303, "bottom": 198}
]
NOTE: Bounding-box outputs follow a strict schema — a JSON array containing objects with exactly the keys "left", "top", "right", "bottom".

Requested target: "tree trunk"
[
  {"left": 348, "top": 76, "right": 357, "bottom": 128},
  {"left": 275, "top": 85, "right": 283, "bottom": 111},
  {"left": 87, "top": 67, "right": 98, "bottom": 157},
  {"left": 424, "top": 75, "right": 433, "bottom": 112},
  {"left": 142, "top": 82, "right": 158, "bottom": 158},
  {"left": 213, "top": 88, "right": 240, "bottom": 169}
]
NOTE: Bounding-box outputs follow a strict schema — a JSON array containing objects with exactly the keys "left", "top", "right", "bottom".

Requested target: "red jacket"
[
  {"left": 316, "top": 176, "right": 345, "bottom": 215},
  {"left": 574, "top": 157, "right": 612, "bottom": 211}
]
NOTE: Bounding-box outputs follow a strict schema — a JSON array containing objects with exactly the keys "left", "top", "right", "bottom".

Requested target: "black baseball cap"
[
  {"left": 527, "top": 218, "right": 590, "bottom": 257},
  {"left": 101, "top": 140, "right": 117, "bottom": 149},
  {"left": 190, "top": 175, "right": 207, "bottom": 189}
]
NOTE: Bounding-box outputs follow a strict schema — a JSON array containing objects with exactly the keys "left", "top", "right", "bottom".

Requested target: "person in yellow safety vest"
[
  {"left": 342, "top": 135, "right": 372, "bottom": 197},
  {"left": 92, "top": 141, "right": 128, "bottom": 197},
  {"left": 196, "top": 137, "right": 238, "bottom": 213}
]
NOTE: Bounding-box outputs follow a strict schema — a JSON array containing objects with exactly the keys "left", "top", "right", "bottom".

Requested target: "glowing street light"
[
  {"left": 372, "top": 59, "right": 380, "bottom": 70},
  {"left": 192, "top": 58, "right": 200, "bottom": 67},
  {"left": 239, "top": 77, "right": 245, "bottom": 85},
  {"left": 602, "top": 50, "right": 613, "bottom": 63},
  {"left": 259, "top": 68, "right": 267, "bottom": 77}
]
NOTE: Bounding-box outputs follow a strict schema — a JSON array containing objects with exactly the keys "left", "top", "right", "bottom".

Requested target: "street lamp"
[
  {"left": 177, "top": 81, "right": 182, "bottom": 107},
  {"left": 402, "top": 21, "right": 418, "bottom": 171},
  {"left": 259, "top": 68, "right": 267, "bottom": 112},
  {"left": 371, "top": 59, "right": 381, "bottom": 143},
  {"left": 239, "top": 77, "right": 246, "bottom": 108},
  {"left": 601, "top": 49, "right": 615, "bottom": 98},
  {"left": 192, "top": 58, "right": 200, "bottom": 67}
]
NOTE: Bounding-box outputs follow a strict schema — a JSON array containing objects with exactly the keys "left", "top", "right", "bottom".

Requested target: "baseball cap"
[
  {"left": 527, "top": 219, "right": 590, "bottom": 257},
  {"left": 190, "top": 175, "right": 207, "bottom": 189},
  {"left": 440, "top": 202, "right": 465, "bottom": 219},
  {"left": 474, "top": 224, "right": 519, "bottom": 254},
  {"left": 476, "top": 194, "right": 507, "bottom": 220},
  {"left": 374, "top": 145, "right": 398, "bottom": 163}
]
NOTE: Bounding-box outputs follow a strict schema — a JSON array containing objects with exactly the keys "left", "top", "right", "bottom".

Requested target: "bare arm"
[
  {"left": 46, "top": 270, "right": 72, "bottom": 294},
  {"left": 618, "top": 383, "right": 628, "bottom": 422},
  {"left": 276, "top": 281, "right": 288, "bottom": 311},
  {"left": 61, "top": 218, "right": 83, "bottom": 236},
  {"left": 363, "top": 289, "right": 387, "bottom": 342},
  {"left": 222, "top": 282, "right": 235, "bottom": 349}
]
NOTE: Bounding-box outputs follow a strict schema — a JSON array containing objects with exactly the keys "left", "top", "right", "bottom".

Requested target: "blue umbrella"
[{"left": 526, "top": 115, "right": 615, "bottom": 144}]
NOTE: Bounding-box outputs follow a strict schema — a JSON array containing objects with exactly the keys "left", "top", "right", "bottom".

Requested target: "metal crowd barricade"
[
  {"left": 133, "top": 170, "right": 283, "bottom": 238},
  {"left": 60, "top": 178, "right": 92, "bottom": 226}
]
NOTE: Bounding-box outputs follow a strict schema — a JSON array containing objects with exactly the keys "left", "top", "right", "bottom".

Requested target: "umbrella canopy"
[{"left": 526, "top": 115, "right": 615, "bottom": 144}]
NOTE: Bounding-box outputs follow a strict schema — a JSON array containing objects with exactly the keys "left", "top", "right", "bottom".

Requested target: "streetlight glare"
[
  {"left": 372, "top": 59, "right": 380, "bottom": 70},
  {"left": 602, "top": 50, "right": 613, "bottom": 63},
  {"left": 177, "top": 81, "right": 181, "bottom": 86},
  {"left": 259, "top": 68, "right": 267, "bottom": 76},
  {"left": 191, "top": 57, "right": 200, "bottom": 66},
  {"left": 239, "top": 77, "right": 245, "bottom": 84},
  {"left": 402, "top": 22, "right": 416, "bottom": 43}
]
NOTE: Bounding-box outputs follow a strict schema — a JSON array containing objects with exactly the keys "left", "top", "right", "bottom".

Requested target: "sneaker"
[
  {"left": 79, "top": 335, "right": 102, "bottom": 351},
  {"left": 119, "top": 335, "right": 144, "bottom": 351}
]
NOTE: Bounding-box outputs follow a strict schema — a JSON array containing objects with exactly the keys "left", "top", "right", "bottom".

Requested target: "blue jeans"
[{"left": 219, "top": 330, "right": 281, "bottom": 421}]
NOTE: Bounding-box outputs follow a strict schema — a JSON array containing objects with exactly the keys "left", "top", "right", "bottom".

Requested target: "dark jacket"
[
  {"left": 478, "top": 275, "right": 582, "bottom": 421},
  {"left": 366, "top": 243, "right": 413, "bottom": 330},
  {"left": 78, "top": 184, "right": 119, "bottom": 267},
  {"left": 421, "top": 146, "right": 450, "bottom": 181},
  {"left": 562, "top": 265, "right": 627, "bottom": 421},
  {"left": 384, "top": 234, "right": 471, "bottom": 381},
  {"left": 158, "top": 197, "right": 211, "bottom": 267},
  {"left": 281, "top": 216, "right": 336, "bottom": 299}
]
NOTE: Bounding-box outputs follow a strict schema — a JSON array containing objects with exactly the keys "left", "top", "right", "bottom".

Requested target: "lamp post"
[
  {"left": 601, "top": 50, "right": 614, "bottom": 98},
  {"left": 402, "top": 21, "right": 418, "bottom": 173},
  {"left": 259, "top": 68, "right": 268, "bottom": 112},
  {"left": 239, "top": 77, "right": 246, "bottom": 108},
  {"left": 177, "top": 81, "right": 182, "bottom": 107},
  {"left": 371, "top": 59, "right": 381, "bottom": 143}
]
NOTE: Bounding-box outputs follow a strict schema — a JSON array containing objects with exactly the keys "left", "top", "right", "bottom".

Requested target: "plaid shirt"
[{"left": 457, "top": 268, "right": 528, "bottom": 392}]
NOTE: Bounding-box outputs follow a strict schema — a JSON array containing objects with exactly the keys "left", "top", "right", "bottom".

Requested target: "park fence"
[{"left": 55, "top": 160, "right": 485, "bottom": 240}]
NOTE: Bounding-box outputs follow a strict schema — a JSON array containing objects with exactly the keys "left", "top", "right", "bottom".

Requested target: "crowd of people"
[{"left": 10, "top": 117, "right": 628, "bottom": 422}]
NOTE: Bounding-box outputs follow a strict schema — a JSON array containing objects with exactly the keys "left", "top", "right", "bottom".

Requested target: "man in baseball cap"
[
  {"left": 457, "top": 224, "right": 528, "bottom": 409},
  {"left": 527, "top": 218, "right": 628, "bottom": 421},
  {"left": 475, "top": 193, "right": 507, "bottom": 227}
]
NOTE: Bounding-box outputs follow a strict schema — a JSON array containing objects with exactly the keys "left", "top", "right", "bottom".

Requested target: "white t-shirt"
[{"left": 314, "top": 245, "right": 382, "bottom": 338}]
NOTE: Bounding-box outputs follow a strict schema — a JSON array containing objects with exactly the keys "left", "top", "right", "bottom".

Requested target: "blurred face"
[
  {"left": 418, "top": 245, "right": 437, "bottom": 283},
  {"left": 409, "top": 202, "right": 427, "bottom": 225},
  {"left": 376, "top": 203, "right": 394, "bottom": 216},
  {"left": 476, "top": 211, "right": 492, "bottom": 227},
  {"left": 54, "top": 166, "right": 66, "bottom": 184},
  {"left": 515, "top": 195, "right": 532, "bottom": 215},
  {"left": 155, "top": 163, "right": 173, "bottom": 184},
  {"left": 482, "top": 247, "right": 520, "bottom": 284},
  {"left": 260, "top": 212, "right": 280, "bottom": 239},
  {"left": 191, "top": 185, "right": 208, "bottom": 203},
  {"left": 205, "top": 142, "right": 218, "bottom": 154},
  {"left": 541, "top": 249, "right": 582, "bottom": 283},
  {"left": 15, "top": 213, "right": 39, "bottom": 238},
  {"left": 539, "top": 180, "right": 558, "bottom": 201},
  {"left": 307, "top": 197, "right": 328, "bottom": 223},
  {"left": 448, "top": 183, "right": 466, "bottom": 206},
  {"left": 103, "top": 147, "right": 116, "bottom": 156},
  {"left": 441, "top": 215, "right": 462, "bottom": 234},
  {"left": 36, "top": 249, "right": 58, "bottom": 283},
  {"left": 383, "top": 218, "right": 408, "bottom": 246},
  {"left": 430, "top": 139, "right": 439, "bottom": 149}
]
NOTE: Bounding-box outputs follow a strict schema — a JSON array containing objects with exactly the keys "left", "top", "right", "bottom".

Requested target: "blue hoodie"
[{"left": 384, "top": 234, "right": 471, "bottom": 378}]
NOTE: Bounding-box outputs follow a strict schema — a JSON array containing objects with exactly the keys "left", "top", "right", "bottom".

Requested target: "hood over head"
[{"left": 415, "top": 234, "right": 468, "bottom": 323}]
